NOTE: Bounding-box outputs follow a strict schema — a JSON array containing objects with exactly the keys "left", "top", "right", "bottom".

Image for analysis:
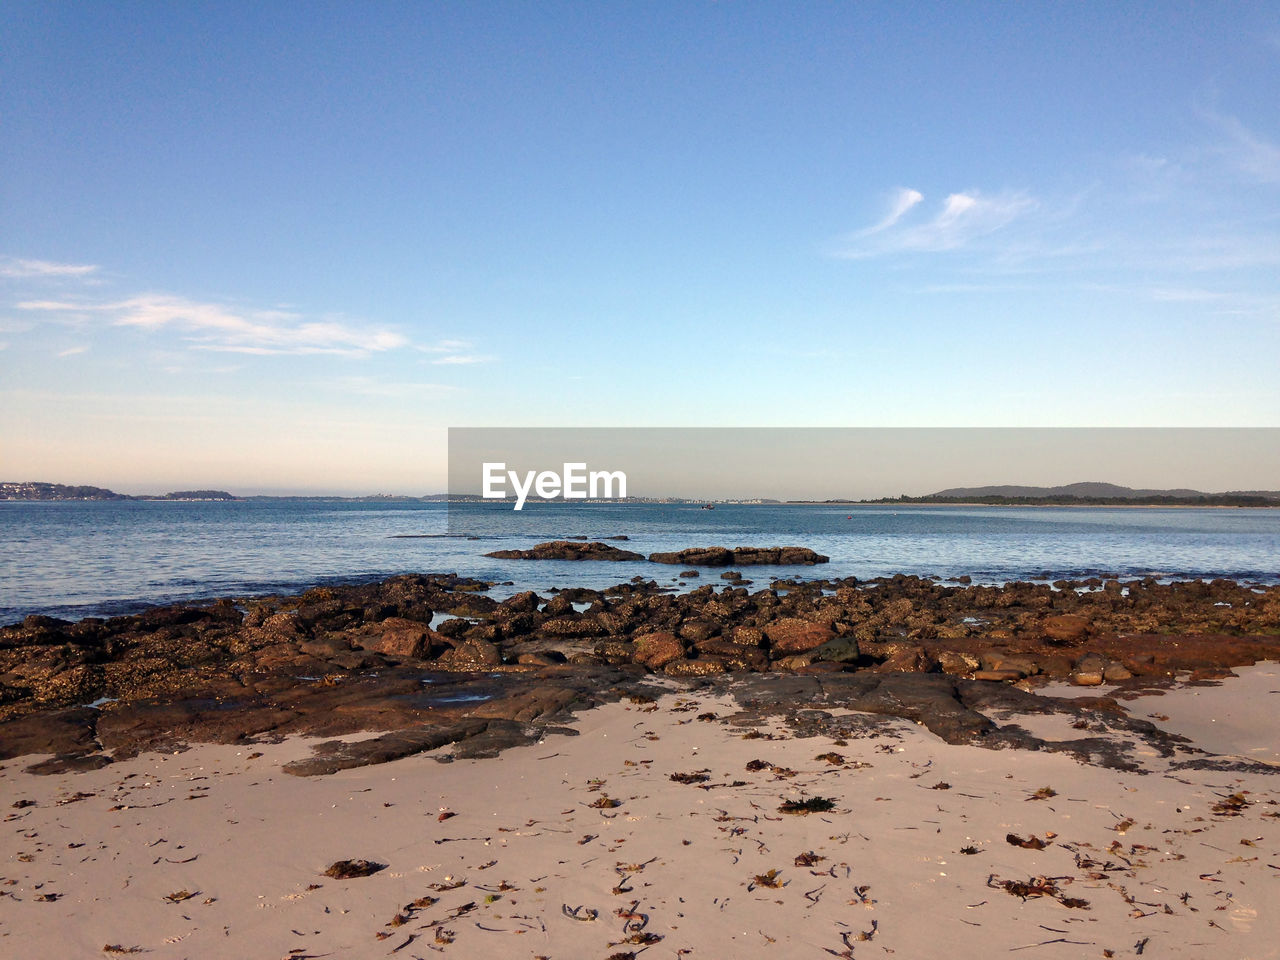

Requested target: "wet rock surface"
[
  {"left": 485, "top": 540, "right": 644, "bottom": 561},
  {"left": 715, "top": 671, "right": 1195, "bottom": 771},
  {"left": 3, "top": 570, "right": 1279, "bottom": 773}
]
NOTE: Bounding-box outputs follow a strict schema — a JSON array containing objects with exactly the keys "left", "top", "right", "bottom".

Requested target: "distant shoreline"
[
  {"left": 4, "top": 479, "right": 1278, "bottom": 509},
  {"left": 785, "top": 500, "right": 1280, "bottom": 509}
]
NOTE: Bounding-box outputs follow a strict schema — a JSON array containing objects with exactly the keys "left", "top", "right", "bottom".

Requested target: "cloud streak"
[
  {"left": 856, "top": 188, "right": 924, "bottom": 237},
  {"left": 0, "top": 257, "right": 100, "bottom": 279},
  {"left": 19, "top": 293, "right": 409, "bottom": 357},
  {"left": 834, "top": 188, "right": 1037, "bottom": 258},
  {"left": 334, "top": 376, "right": 457, "bottom": 398},
  {"left": 1208, "top": 112, "right": 1280, "bottom": 184},
  {"left": 430, "top": 354, "right": 492, "bottom": 365}
]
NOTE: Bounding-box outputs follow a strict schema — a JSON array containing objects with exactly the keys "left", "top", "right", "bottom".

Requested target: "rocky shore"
[{"left": 3, "top": 563, "right": 1279, "bottom": 775}]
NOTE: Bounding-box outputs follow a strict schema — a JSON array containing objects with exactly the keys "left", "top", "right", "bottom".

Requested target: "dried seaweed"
[
  {"left": 778, "top": 796, "right": 836, "bottom": 815},
  {"left": 323, "top": 859, "right": 386, "bottom": 879}
]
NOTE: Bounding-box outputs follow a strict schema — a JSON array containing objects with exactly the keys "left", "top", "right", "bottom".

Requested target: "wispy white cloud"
[
  {"left": 6, "top": 258, "right": 490, "bottom": 364},
  {"left": 18, "top": 293, "right": 409, "bottom": 357},
  {"left": 334, "top": 375, "right": 457, "bottom": 398},
  {"left": 1203, "top": 111, "right": 1280, "bottom": 183},
  {"left": 56, "top": 345, "right": 89, "bottom": 357},
  {"left": 1148, "top": 287, "right": 1229, "bottom": 303},
  {"left": 833, "top": 188, "right": 1037, "bottom": 258},
  {"left": 430, "top": 354, "right": 492, "bottom": 365},
  {"left": 415, "top": 338, "right": 475, "bottom": 354},
  {"left": 16, "top": 300, "right": 83, "bottom": 311},
  {"left": 413, "top": 337, "right": 494, "bottom": 365},
  {"left": 0, "top": 257, "right": 99, "bottom": 279},
  {"left": 855, "top": 187, "right": 924, "bottom": 237}
]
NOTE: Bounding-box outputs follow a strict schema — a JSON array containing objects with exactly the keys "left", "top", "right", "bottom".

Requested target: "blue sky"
[{"left": 2, "top": 2, "right": 1278, "bottom": 493}]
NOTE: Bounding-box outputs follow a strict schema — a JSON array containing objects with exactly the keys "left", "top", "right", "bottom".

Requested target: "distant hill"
[
  {"left": 1, "top": 482, "right": 237, "bottom": 501},
  {"left": 879, "top": 481, "right": 1280, "bottom": 507},
  {"left": 930, "top": 482, "right": 1213, "bottom": 499},
  {"left": 0, "top": 482, "right": 130, "bottom": 501}
]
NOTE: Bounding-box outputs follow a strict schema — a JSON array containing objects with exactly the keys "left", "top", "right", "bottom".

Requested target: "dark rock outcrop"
[
  {"left": 649, "top": 546, "right": 829, "bottom": 566},
  {"left": 485, "top": 541, "right": 644, "bottom": 561}
]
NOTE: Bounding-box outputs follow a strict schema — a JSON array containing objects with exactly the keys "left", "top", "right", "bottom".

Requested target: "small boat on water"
[{"left": 701, "top": 503, "right": 714, "bottom": 510}]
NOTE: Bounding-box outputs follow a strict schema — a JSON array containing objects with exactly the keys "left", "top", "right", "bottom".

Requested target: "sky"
[
  {"left": 2, "top": 1, "right": 1279, "bottom": 495},
  {"left": 448, "top": 429, "right": 1280, "bottom": 500}
]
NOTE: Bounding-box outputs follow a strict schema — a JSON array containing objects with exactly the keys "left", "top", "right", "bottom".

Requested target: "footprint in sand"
[{"left": 1230, "top": 905, "right": 1257, "bottom": 932}]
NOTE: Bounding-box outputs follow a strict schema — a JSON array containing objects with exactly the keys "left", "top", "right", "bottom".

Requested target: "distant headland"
[
  {"left": 0, "top": 482, "right": 447, "bottom": 503},
  {"left": 0, "top": 482, "right": 239, "bottom": 502},
  {"left": 850, "top": 481, "right": 1280, "bottom": 508}
]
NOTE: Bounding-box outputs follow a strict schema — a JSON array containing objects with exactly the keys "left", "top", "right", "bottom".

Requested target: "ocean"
[{"left": 1, "top": 500, "right": 1278, "bottom": 624}]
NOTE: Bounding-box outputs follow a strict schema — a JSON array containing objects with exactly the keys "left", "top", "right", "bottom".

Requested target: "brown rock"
[
  {"left": 793, "top": 660, "right": 846, "bottom": 674},
  {"left": 1042, "top": 614, "right": 1090, "bottom": 642},
  {"left": 1071, "top": 653, "right": 1107, "bottom": 686},
  {"left": 649, "top": 547, "right": 734, "bottom": 566},
  {"left": 361, "top": 618, "right": 446, "bottom": 660},
  {"left": 877, "top": 642, "right": 936, "bottom": 673},
  {"left": 516, "top": 651, "right": 561, "bottom": 667},
  {"left": 497, "top": 591, "right": 541, "bottom": 614},
  {"left": 0, "top": 707, "right": 99, "bottom": 760},
  {"left": 936, "top": 651, "right": 980, "bottom": 676},
  {"left": 763, "top": 618, "right": 835, "bottom": 653},
  {"left": 979, "top": 654, "right": 1039, "bottom": 677},
  {"left": 973, "top": 669, "right": 1023, "bottom": 683},
  {"left": 632, "top": 632, "right": 685, "bottom": 670},
  {"left": 678, "top": 620, "right": 718, "bottom": 643},
  {"left": 1102, "top": 662, "right": 1133, "bottom": 682},
  {"left": 540, "top": 616, "right": 606, "bottom": 637},
  {"left": 771, "top": 654, "right": 816, "bottom": 671},
  {"left": 648, "top": 546, "right": 829, "bottom": 566},
  {"left": 472, "top": 685, "right": 578, "bottom": 722},
  {"left": 593, "top": 640, "right": 635, "bottom": 664},
  {"left": 1038, "top": 655, "right": 1075, "bottom": 678},
  {"left": 694, "top": 638, "right": 769, "bottom": 671},
  {"left": 438, "top": 639, "right": 502, "bottom": 671},
  {"left": 663, "top": 658, "right": 727, "bottom": 677},
  {"left": 486, "top": 541, "right": 644, "bottom": 561}
]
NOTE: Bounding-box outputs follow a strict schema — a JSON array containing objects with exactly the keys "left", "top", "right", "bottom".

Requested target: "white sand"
[
  {"left": 1038, "top": 662, "right": 1280, "bottom": 766},
  {"left": 1122, "top": 663, "right": 1280, "bottom": 765},
  {"left": 3, "top": 678, "right": 1279, "bottom": 959}
]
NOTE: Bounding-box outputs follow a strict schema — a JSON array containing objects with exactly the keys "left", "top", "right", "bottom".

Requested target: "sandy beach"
[
  {"left": 3, "top": 665, "right": 1278, "bottom": 960},
  {"left": 7, "top": 4, "right": 1280, "bottom": 958}
]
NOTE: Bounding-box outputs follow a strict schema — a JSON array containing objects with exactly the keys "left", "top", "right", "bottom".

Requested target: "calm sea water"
[{"left": 1, "top": 500, "right": 1278, "bottom": 624}]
